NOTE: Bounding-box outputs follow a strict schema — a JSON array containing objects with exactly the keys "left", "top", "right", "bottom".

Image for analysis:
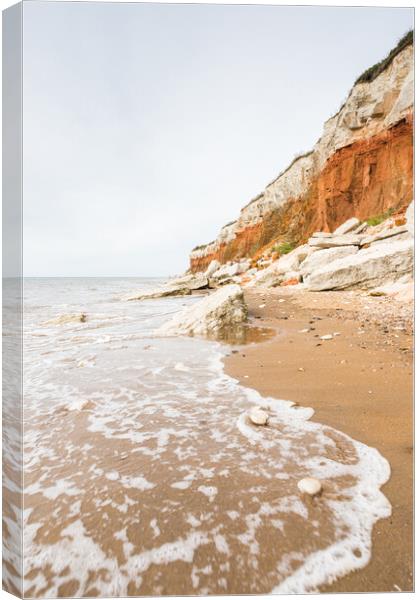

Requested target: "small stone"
[
  {"left": 298, "top": 367, "right": 305, "bottom": 372},
  {"left": 320, "top": 334, "right": 334, "bottom": 340},
  {"left": 299, "top": 328, "right": 310, "bottom": 333},
  {"left": 248, "top": 408, "right": 269, "bottom": 426},
  {"left": 297, "top": 477, "right": 322, "bottom": 496},
  {"left": 259, "top": 304, "right": 266, "bottom": 308}
]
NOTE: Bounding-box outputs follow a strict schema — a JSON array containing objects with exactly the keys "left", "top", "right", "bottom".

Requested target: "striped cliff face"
[{"left": 190, "top": 44, "right": 413, "bottom": 273}]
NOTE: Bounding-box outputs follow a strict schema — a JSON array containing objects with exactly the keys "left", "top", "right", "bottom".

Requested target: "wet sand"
[{"left": 225, "top": 288, "right": 413, "bottom": 592}]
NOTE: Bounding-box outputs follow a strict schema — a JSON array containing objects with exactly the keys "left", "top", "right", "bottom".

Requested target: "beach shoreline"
[{"left": 224, "top": 288, "right": 413, "bottom": 592}]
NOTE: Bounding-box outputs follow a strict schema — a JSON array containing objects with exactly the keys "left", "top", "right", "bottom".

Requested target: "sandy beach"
[{"left": 225, "top": 288, "right": 413, "bottom": 592}]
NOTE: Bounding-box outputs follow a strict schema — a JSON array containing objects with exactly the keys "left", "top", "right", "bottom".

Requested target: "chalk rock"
[
  {"left": 251, "top": 244, "right": 314, "bottom": 287},
  {"left": 333, "top": 217, "right": 360, "bottom": 235},
  {"left": 248, "top": 407, "right": 269, "bottom": 426},
  {"left": 127, "top": 286, "right": 192, "bottom": 300},
  {"left": 320, "top": 334, "right": 333, "bottom": 340},
  {"left": 306, "top": 239, "right": 413, "bottom": 291},
  {"left": 394, "top": 281, "right": 414, "bottom": 302},
  {"left": 216, "top": 275, "right": 243, "bottom": 286},
  {"left": 354, "top": 222, "right": 368, "bottom": 234},
  {"left": 360, "top": 224, "right": 408, "bottom": 247},
  {"left": 205, "top": 260, "right": 221, "bottom": 277},
  {"left": 297, "top": 477, "right": 322, "bottom": 496},
  {"left": 157, "top": 284, "right": 247, "bottom": 337},
  {"left": 213, "top": 260, "right": 250, "bottom": 280},
  {"left": 386, "top": 66, "right": 414, "bottom": 127},
  {"left": 311, "top": 232, "right": 333, "bottom": 239},
  {"left": 405, "top": 201, "right": 414, "bottom": 237},
  {"left": 170, "top": 273, "right": 209, "bottom": 291},
  {"left": 300, "top": 246, "right": 358, "bottom": 279},
  {"left": 129, "top": 273, "right": 210, "bottom": 300},
  {"left": 308, "top": 234, "right": 361, "bottom": 249},
  {"left": 370, "top": 277, "right": 413, "bottom": 302},
  {"left": 370, "top": 232, "right": 411, "bottom": 248},
  {"left": 333, "top": 217, "right": 360, "bottom": 236}
]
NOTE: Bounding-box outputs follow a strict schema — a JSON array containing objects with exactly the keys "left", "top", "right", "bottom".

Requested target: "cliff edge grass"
[{"left": 355, "top": 30, "right": 413, "bottom": 84}]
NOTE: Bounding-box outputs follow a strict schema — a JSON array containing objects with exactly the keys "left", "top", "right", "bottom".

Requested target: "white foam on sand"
[
  {"left": 21, "top": 281, "right": 392, "bottom": 595},
  {"left": 211, "top": 349, "right": 391, "bottom": 593}
]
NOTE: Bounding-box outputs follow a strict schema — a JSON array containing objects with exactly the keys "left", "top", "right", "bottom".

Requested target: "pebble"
[
  {"left": 299, "top": 328, "right": 310, "bottom": 333},
  {"left": 259, "top": 304, "right": 266, "bottom": 309},
  {"left": 248, "top": 408, "right": 269, "bottom": 426},
  {"left": 297, "top": 477, "right": 322, "bottom": 496},
  {"left": 320, "top": 334, "right": 334, "bottom": 340}
]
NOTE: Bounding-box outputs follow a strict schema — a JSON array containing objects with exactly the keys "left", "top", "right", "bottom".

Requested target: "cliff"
[{"left": 190, "top": 33, "right": 413, "bottom": 273}]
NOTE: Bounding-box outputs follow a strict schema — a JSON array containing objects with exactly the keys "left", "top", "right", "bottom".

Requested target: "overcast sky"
[{"left": 23, "top": 2, "right": 413, "bottom": 277}]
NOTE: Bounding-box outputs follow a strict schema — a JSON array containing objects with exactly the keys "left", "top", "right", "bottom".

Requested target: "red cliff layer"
[
  {"left": 190, "top": 115, "right": 412, "bottom": 273},
  {"left": 190, "top": 37, "right": 413, "bottom": 274}
]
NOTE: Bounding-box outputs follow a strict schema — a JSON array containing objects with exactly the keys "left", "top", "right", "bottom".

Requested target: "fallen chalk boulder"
[{"left": 157, "top": 284, "right": 247, "bottom": 337}]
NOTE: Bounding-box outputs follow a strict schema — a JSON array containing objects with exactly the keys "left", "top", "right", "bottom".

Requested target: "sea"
[{"left": 4, "top": 277, "right": 392, "bottom": 596}]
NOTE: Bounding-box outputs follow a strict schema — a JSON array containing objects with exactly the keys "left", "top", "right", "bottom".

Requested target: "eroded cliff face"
[{"left": 190, "top": 43, "right": 413, "bottom": 273}]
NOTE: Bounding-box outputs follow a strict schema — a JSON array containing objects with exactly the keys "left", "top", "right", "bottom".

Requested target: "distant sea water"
[{"left": 7, "top": 277, "right": 391, "bottom": 596}]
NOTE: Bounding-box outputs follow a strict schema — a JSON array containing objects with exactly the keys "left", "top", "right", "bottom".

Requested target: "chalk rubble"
[
  {"left": 157, "top": 284, "right": 247, "bottom": 337},
  {"left": 333, "top": 217, "right": 361, "bottom": 236},
  {"left": 305, "top": 238, "right": 414, "bottom": 291}
]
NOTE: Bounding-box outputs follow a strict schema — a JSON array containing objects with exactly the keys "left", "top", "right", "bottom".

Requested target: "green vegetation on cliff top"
[{"left": 355, "top": 30, "right": 413, "bottom": 85}]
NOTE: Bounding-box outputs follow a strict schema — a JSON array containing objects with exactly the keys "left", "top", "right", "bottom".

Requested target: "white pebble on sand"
[
  {"left": 248, "top": 408, "right": 269, "bottom": 426},
  {"left": 297, "top": 477, "right": 322, "bottom": 496},
  {"left": 320, "top": 334, "right": 334, "bottom": 340}
]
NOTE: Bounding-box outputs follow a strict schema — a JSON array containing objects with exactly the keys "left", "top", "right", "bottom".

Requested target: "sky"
[{"left": 22, "top": 1, "right": 414, "bottom": 277}]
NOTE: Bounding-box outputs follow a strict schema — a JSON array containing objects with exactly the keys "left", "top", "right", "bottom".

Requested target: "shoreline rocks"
[
  {"left": 308, "top": 233, "right": 361, "bottom": 249},
  {"left": 300, "top": 246, "right": 358, "bottom": 278},
  {"left": 157, "top": 284, "right": 248, "bottom": 337},
  {"left": 305, "top": 238, "right": 413, "bottom": 291},
  {"left": 127, "top": 274, "right": 210, "bottom": 300},
  {"left": 127, "top": 286, "right": 193, "bottom": 300}
]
